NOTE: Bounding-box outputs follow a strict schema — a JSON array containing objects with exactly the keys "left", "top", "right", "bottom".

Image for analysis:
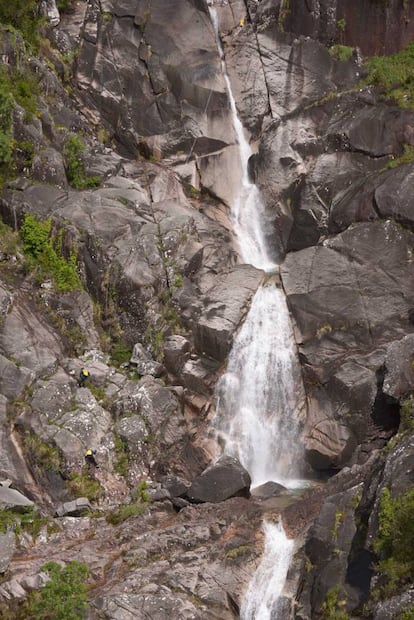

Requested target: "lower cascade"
[
  {"left": 240, "top": 520, "right": 295, "bottom": 620},
  {"left": 214, "top": 283, "right": 305, "bottom": 488}
]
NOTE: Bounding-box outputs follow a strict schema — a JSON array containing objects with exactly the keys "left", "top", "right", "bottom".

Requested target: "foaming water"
[
  {"left": 240, "top": 520, "right": 295, "bottom": 620},
  {"left": 209, "top": 5, "right": 275, "bottom": 271},
  {"left": 214, "top": 284, "right": 303, "bottom": 488},
  {"left": 208, "top": 7, "right": 304, "bottom": 616}
]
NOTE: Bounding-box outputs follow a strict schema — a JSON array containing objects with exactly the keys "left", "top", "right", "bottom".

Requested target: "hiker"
[
  {"left": 79, "top": 367, "right": 90, "bottom": 387},
  {"left": 84, "top": 449, "right": 99, "bottom": 468}
]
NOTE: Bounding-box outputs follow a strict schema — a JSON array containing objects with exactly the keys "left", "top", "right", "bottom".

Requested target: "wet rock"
[
  {"left": 305, "top": 419, "right": 356, "bottom": 471},
  {"left": 186, "top": 455, "right": 251, "bottom": 503},
  {"left": 251, "top": 481, "right": 287, "bottom": 498}
]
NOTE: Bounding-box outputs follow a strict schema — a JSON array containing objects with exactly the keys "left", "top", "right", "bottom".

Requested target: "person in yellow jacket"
[
  {"left": 84, "top": 449, "right": 99, "bottom": 468},
  {"left": 79, "top": 367, "right": 90, "bottom": 387}
]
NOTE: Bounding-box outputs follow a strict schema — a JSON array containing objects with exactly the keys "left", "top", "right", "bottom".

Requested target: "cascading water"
[
  {"left": 240, "top": 520, "right": 295, "bottom": 620},
  {"left": 209, "top": 5, "right": 275, "bottom": 271},
  {"left": 207, "top": 5, "right": 305, "bottom": 617},
  {"left": 208, "top": 4, "right": 305, "bottom": 488}
]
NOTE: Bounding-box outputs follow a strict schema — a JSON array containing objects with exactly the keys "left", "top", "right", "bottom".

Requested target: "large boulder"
[
  {"left": 193, "top": 265, "right": 263, "bottom": 361},
  {"left": 186, "top": 455, "right": 251, "bottom": 503}
]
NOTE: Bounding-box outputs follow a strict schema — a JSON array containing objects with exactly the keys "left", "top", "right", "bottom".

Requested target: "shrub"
[
  {"left": 63, "top": 134, "right": 101, "bottom": 189},
  {"left": 20, "top": 214, "right": 82, "bottom": 292},
  {"left": 373, "top": 486, "right": 414, "bottom": 597},
  {"left": 329, "top": 45, "right": 354, "bottom": 63},
  {"left": 26, "top": 561, "right": 89, "bottom": 620},
  {"left": 363, "top": 41, "right": 414, "bottom": 108},
  {"left": 320, "top": 585, "right": 349, "bottom": 620},
  {"left": 105, "top": 501, "right": 146, "bottom": 525},
  {"left": 68, "top": 472, "right": 101, "bottom": 501},
  {"left": 0, "top": 0, "right": 42, "bottom": 49}
]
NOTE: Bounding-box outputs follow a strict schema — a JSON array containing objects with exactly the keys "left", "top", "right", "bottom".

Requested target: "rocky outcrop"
[
  {"left": 186, "top": 455, "right": 251, "bottom": 503},
  {"left": 283, "top": 0, "right": 414, "bottom": 56}
]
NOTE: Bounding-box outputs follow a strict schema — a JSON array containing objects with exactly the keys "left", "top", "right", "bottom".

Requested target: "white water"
[
  {"left": 240, "top": 520, "right": 295, "bottom": 620},
  {"left": 209, "top": 6, "right": 275, "bottom": 271},
  {"left": 209, "top": 4, "right": 305, "bottom": 488},
  {"left": 215, "top": 284, "right": 303, "bottom": 487},
  {"left": 208, "top": 7, "right": 303, "bottom": 618}
]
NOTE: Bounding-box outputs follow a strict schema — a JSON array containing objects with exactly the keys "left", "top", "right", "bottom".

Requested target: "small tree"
[{"left": 27, "top": 561, "right": 89, "bottom": 619}]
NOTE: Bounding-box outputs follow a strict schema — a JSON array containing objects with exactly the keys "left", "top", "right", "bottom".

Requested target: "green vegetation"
[
  {"left": 320, "top": 584, "right": 349, "bottom": 620},
  {"left": 135, "top": 480, "right": 149, "bottom": 502},
  {"left": 373, "top": 486, "right": 414, "bottom": 598},
  {"left": 110, "top": 340, "right": 132, "bottom": 367},
  {"left": 401, "top": 608, "right": 414, "bottom": 620},
  {"left": 63, "top": 134, "right": 101, "bottom": 190},
  {"left": 105, "top": 500, "right": 147, "bottom": 525},
  {"left": 0, "top": 68, "right": 13, "bottom": 167},
  {"left": 0, "top": 218, "right": 19, "bottom": 255},
  {"left": 0, "top": 0, "right": 43, "bottom": 49},
  {"left": 113, "top": 433, "right": 129, "bottom": 478},
  {"left": 68, "top": 472, "right": 101, "bottom": 501},
  {"left": 24, "top": 432, "right": 62, "bottom": 473},
  {"left": 329, "top": 45, "right": 354, "bottom": 63},
  {"left": 25, "top": 561, "right": 89, "bottom": 620},
  {"left": 363, "top": 41, "right": 414, "bottom": 108},
  {"left": 0, "top": 506, "right": 48, "bottom": 541},
  {"left": 386, "top": 144, "right": 414, "bottom": 169},
  {"left": 399, "top": 395, "right": 414, "bottom": 432},
  {"left": 21, "top": 214, "right": 82, "bottom": 292},
  {"left": 225, "top": 545, "right": 250, "bottom": 560},
  {"left": 337, "top": 18, "right": 346, "bottom": 32}
]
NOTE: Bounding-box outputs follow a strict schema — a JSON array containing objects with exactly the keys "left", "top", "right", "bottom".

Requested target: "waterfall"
[
  {"left": 207, "top": 5, "right": 306, "bottom": 617},
  {"left": 240, "top": 520, "right": 295, "bottom": 620},
  {"left": 208, "top": 4, "right": 305, "bottom": 488},
  {"left": 215, "top": 284, "right": 303, "bottom": 487},
  {"left": 209, "top": 5, "right": 275, "bottom": 271}
]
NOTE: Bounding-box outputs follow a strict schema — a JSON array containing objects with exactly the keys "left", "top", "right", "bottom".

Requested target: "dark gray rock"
[
  {"left": 251, "top": 481, "right": 287, "bottom": 498},
  {"left": 130, "top": 343, "right": 165, "bottom": 378},
  {"left": 163, "top": 335, "right": 191, "bottom": 375},
  {"left": 55, "top": 497, "right": 91, "bottom": 517},
  {"left": 186, "top": 455, "right": 251, "bottom": 504},
  {"left": 194, "top": 265, "right": 263, "bottom": 362}
]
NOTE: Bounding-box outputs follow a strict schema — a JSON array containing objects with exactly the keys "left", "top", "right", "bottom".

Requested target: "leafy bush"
[
  {"left": 64, "top": 134, "right": 101, "bottom": 189},
  {"left": 373, "top": 486, "right": 414, "bottom": 597},
  {"left": 363, "top": 41, "right": 414, "bottom": 108},
  {"left": 329, "top": 45, "right": 354, "bottom": 63},
  {"left": 0, "top": 218, "right": 19, "bottom": 255},
  {"left": 0, "top": 0, "right": 42, "bottom": 48},
  {"left": 26, "top": 561, "right": 89, "bottom": 620},
  {"left": 105, "top": 501, "right": 147, "bottom": 525},
  {"left": 320, "top": 585, "right": 349, "bottom": 620},
  {"left": 20, "top": 214, "right": 82, "bottom": 292},
  {"left": 68, "top": 472, "right": 101, "bottom": 501}
]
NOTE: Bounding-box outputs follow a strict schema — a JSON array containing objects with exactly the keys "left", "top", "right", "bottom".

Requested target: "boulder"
[
  {"left": 305, "top": 419, "right": 356, "bottom": 471},
  {"left": 383, "top": 334, "right": 414, "bottom": 400},
  {"left": 130, "top": 343, "right": 165, "bottom": 378},
  {"left": 55, "top": 497, "right": 91, "bottom": 517},
  {"left": 0, "top": 487, "right": 34, "bottom": 510},
  {"left": 194, "top": 265, "right": 263, "bottom": 362},
  {"left": 163, "top": 335, "right": 191, "bottom": 375},
  {"left": 186, "top": 455, "right": 251, "bottom": 503},
  {"left": 251, "top": 481, "right": 287, "bottom": 498}
]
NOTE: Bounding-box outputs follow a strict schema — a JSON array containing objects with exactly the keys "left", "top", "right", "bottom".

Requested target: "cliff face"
[
  {"left": 0, "top": 0, "right": 414, "bottom": 618},
  {"left": 285, "top": 0, "right": 414, "bottom": 55}
]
